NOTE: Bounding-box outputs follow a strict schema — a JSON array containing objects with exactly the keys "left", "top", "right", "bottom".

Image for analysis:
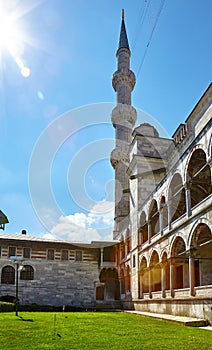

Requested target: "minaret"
[{"left": 110, "top": 10, "right": 137, "bottom": 239}]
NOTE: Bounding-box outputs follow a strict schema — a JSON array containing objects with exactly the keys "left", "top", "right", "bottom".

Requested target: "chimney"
[{"left": 22, "top": 229, "right": 27, "bottom": 235}]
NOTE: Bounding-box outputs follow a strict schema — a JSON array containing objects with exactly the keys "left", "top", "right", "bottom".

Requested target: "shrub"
[{"left": 0, "top": 302, "right": 15, "bottom": 312}]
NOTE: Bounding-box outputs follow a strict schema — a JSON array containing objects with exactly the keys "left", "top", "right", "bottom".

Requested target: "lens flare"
[{"left": 21, "top": 66, "right": 30, "bottom": 78}]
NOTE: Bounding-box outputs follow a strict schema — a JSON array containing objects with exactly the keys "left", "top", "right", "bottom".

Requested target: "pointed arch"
[
  {"left": 168, "top": 173, "right": 186, "bottom": 222},
  {"left": 186, "top": 148, "right": 211, "bottom": 208},
  {"left": 139, "top": 256, "right": 148, "bottom": 296},
  {"left": 125, "top": 265, "right": 131, "bottom": 293},
  {"left": 171, "top": 237, "right": 187, "bottom": 290},
  {"left": 148, "top": 199, "right": 159, "bottom": 238},
  {"left": 160, "top": 195, "right": 168, "bottom": 230},
  {"left": 125, "top": 228, "right": 131, "bottom": 255},
  {"left": 162, "top": 251, "right": 170, "bottom": 291},
  {"left": 189, "top": 222, "right": 212, "bottom": 287},
  {"left": 149, "top": 250, "right": 161, "bottom": 292},
  {"left": 138, "top": 211, "right": 148, "bottom": 245}
]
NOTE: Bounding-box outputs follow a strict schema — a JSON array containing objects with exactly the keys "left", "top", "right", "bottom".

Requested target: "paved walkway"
[{"left": 125, "top": 310, "right": 212, "bottom": 330}]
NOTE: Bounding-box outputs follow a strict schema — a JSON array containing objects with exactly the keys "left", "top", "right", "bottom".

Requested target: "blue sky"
[{"left": 0, "top": 0, "right": 211, "bottom": 241}]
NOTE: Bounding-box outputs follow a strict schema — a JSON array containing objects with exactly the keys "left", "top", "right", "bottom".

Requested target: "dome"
[{"left": 133, "top": 123, "right": 159, "bottom": 137}]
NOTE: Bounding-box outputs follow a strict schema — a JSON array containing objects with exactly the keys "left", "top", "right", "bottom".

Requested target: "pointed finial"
[{"left": 122, "top": 9, "right": 124, "bottom": 20}]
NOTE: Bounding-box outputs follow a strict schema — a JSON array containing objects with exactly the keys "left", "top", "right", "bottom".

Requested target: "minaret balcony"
[
  {"left": 112, "top": 70, "right": 136, "bottom": 92},
  {"left": 111, "top": 104, "right": 137, "bottom": 128},
  {"left": 110, "top": 148, "right": 130, "bottom": 169}
]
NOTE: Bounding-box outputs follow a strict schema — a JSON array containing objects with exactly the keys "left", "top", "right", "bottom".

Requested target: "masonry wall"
[{"left": 0, "top": 239, "right": 100, "bottom": 307}]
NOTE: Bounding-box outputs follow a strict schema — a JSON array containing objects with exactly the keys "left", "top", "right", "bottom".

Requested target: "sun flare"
[
  {"left": 0, "top": 10, "right": 20, "bottom": 53},
  {"left": 0, "top": 7, "right": 30, "bottom": 77}
]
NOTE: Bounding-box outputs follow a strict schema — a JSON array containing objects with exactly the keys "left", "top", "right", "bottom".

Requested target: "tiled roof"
[{"left": 0, "top": 233, "right": 119, "bottom": 248}]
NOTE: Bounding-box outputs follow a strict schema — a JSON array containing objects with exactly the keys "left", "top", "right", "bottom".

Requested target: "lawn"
[{"left": 0, "top": 312, "right": 211, "bottom": 350}]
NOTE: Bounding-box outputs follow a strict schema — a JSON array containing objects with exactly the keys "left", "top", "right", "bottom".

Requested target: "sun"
[
  {"left": 0, "top": 7, "right": 30, "bottom": 77},
  {"left": 0, "top": 8, "right": 22, "bottom": 55}
]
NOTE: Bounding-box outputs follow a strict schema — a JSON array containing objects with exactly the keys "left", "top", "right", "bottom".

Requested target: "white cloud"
[
  {"left": 47, "top": 201, "right": 114, "bottom": 242},
  {"left": 88, "top": 201, "right": 114, "bottom": 227}
]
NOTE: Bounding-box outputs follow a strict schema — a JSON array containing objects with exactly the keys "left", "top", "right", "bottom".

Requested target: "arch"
[
  {"left": 160, "top": 195, "right": 168, "bottom": 230},
  {"left": 161, "top": 251, "right": 170, "bottom": 291},
  {"left": 1, "top": 265, "right": 15, "bottom": 284},
  {"left": 120, "top": 268, "right": 125, "bottom": 295},
  {"left": 20, "top": 265, "right": 34, "bottom": 280},
  {"left": 125, "top": 228, "right": 131, "bottom": 255},
  {"left": 139, "top": 256, "right": 148, "bottom": 295},
  {"left": 138, "top": 211, "right": 148, "bottom": 245},
  {"left": 171, "top": 237, "right": 187, "bottom": 290},
  {"left": 186, "top": 148, "right": 211, "bottom": 208},
  {"left": 168, "top": 173, "right": 186, "bottom": 223},
  {"left": 120, "top": 237, "right": 125, "bottom": 260},
  {"left": 171, "top": 236, "right": 186, "bottom": 256},
  {"left": 99, "top": 268, "right": 120, "bottom": 300},
  {"left": 149, "top": 251, "right": 161, "bottom": 292},
  {"left": 148, "top": 199, "right": 159, "bottom": 238},
  {"left": 208, "top": 133, "right": 212, "bottom": 158},
  {"left": 189, "top": 223, "right": 212, "bottom": 287},
  {"left": 125, "top": 265, "right": 131, "bottom": 293},
  {"left": 140, "top": 255, "right": 148, "bottom": 270},
  {"left": 188, "top": 219, "right": 212, "bottom": 247}
]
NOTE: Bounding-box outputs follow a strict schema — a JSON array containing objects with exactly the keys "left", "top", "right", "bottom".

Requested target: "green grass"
[{"left": 0, "top": 312, "right": 211, "bottom": 349}]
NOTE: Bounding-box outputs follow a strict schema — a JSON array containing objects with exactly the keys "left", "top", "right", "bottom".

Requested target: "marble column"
[{"left": 185, "top": 182, "right": 192, "bottom": 217}]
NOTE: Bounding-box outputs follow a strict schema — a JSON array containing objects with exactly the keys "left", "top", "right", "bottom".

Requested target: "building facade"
[
  {"left": 0, "top": 233, "right": 118, "bottom": 307},
  {"left": 111, "top": 12, "right": 212, "bottom": 323},
  {"left": 0, "top": 12, "right": 211, "bottom": 323}
]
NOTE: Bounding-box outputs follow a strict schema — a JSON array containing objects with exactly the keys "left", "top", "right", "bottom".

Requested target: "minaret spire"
[
  {"left": 110, "top": 11, "right": 137, "bottom": 238},
  {"left": 118, "top": 9, "right": 129, "bottom": 51}
]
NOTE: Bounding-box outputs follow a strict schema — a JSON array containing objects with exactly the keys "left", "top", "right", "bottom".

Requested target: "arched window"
[
  {"left": 187, "top": 149, "right": 211, "bottom": 208},
  {"left": 139, "top": 211, "right": 148, "bottom": 245},
  {"left": 20, "top": 265, "right": 34, "bottom": 280},
  {"left": 160, "top": 196, "right": 168, "bottom": 229},
  {"left": 168, "top": 173, "right": 186, "bottom": 222},
  {"left": 149, "top": 200, "right": 159, "bottom": 238},
  {"left": 1, "top": 265, "right": 15, "bottom": 284}
]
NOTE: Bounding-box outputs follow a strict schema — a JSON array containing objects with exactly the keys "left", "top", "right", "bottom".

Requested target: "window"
[
  {"left": 133, "top": 254, "right": 136, "bottom": 268},
  {"left": 47, "top": 249, "right": 54, "bottom": 260},
  {"left": 1, "top": 265, "right": 15, "bottom": 284},
  {"left": 61, "top": 250, "right": 69, "bottom": 261},
  {"left": 75, "top": 250, "right": 83, "bottom": 262},
  {"left": 8, "top": 246, "right": 16, "bottom": 258},
  {"left": 23, "top": 247, "right": 31, "bottom": 259},
  {"left": 20, "top": 265, "right": 34, "bottom": 280}
]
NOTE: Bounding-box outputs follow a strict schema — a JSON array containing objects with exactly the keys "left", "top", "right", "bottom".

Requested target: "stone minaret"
[{"left": 110, "top": 10, "right": 137, "bottom": 239}]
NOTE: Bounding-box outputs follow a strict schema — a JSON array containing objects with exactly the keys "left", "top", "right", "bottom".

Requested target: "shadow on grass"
[{"left": 17, "top": 315, "right": 34, "bottom": 322}]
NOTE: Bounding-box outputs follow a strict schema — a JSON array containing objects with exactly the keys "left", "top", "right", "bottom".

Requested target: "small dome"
[{"left": 134, "top": 123, "right": 159, "bottom": 137}]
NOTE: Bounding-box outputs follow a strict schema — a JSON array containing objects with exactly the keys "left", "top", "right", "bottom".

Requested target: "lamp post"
[{"left": 9, "top": 256, "right": 24, "bottom": 316}]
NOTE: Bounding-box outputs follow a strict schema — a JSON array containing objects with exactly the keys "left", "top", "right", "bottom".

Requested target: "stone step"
[
  {"left": 95, "top": 301, "right": 123, "bottom": 311},
  {"left": 125, "top": 311, "right": 209, "bottom": 327}
]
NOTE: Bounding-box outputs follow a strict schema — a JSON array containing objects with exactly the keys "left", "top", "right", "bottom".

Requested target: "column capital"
[
  {"left": 187, "top": 246, "right": 197, "bottom": 258},
  {"left": 185, "top": 180, "right": 192, "bottom": 190}
]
